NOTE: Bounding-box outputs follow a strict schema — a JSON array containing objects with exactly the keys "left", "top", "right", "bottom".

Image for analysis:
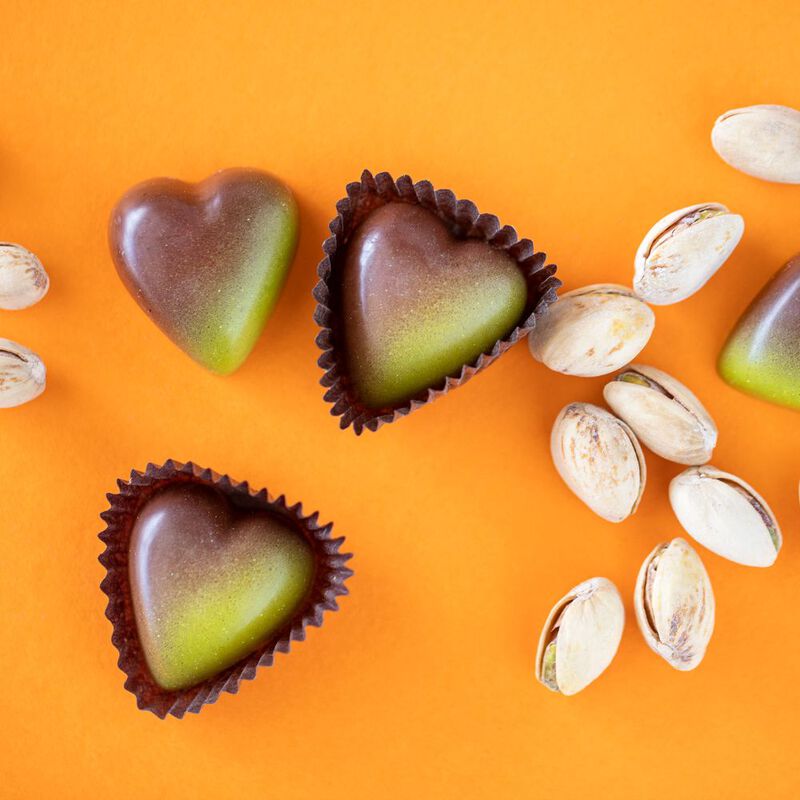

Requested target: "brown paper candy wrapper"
[
  {"left": 98, "top": 460, "right": 353, "bottom": 718},
  {"left": 313, "top": 169, "right": 561, "bottom": 434}
]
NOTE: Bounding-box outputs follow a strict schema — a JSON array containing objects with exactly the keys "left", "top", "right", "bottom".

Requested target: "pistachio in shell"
[
  {"left": 634, "top": 204, "right": 744, "bottom": 305},
  {"left": 0, "top": 338, "right": 46, "bottom": 408},
  {"left": 528, "top": 284, "right": 654, "bottom": 377},
  {"left": 634, "top": 538, "right": 714, "bottom": 671},
  {"left": 603, "top": 364, "right": 717, "bottom": 465},
  {"left": 550, "top": 402, "right": 646, "bottom": 523},
  {"left": 669, "top": 466, "right": 781, "bottom": 567},
  {"left": 712, "top": 104, "right": 800, "bottom": 184},
  {"left": 535, "top": 577, "right": 624, "bottom": 696},
  {"left": 0, "top": 243, "right": 49, "bottom": 310}
]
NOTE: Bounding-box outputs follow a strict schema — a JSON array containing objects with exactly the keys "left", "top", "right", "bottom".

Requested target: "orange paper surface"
[{"left": 2, "top": 1, "right": 799, "bottom": 797}]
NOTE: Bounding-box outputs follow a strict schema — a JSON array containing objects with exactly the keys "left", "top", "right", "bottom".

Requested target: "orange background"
[{"left": 2, "top": 1, "right": 799, "bottom": 797}]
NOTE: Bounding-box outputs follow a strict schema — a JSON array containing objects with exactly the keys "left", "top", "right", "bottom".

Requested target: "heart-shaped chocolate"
[
  {"left": 342, "top": 202, "right": 528, "bottom": 408},
  {"left": 130, "top": 484, "right": 315, "bottom": 691},
  {"left": 719, "top": 254, "right": 800, "bottom": 409},
  {"left": 314, "top": 171, "right": 560, "bottom": 433},
  {"left": 109, "top": 168, "right": 298, "bottom": 374},
  {"left": 99, "top": 461, "right": 352, "bottom": 717}
]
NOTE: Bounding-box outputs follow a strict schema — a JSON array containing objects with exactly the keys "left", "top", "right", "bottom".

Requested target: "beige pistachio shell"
[
  {"left": 551, "top": 402, "right": 646, "bottom": 523},
  {"left": 536, "top": 577, "right": 624, "bottom": 696},
  {"left": 669, "top": 466, "right": 781, "bottom": 567},
  {"left": 634, "top": 538, "right": 714, "bottom": 671},
  {"left": 0, "top": 243, "right": 49, "bottom": 310},
  {"left": 602, "top": 364, "right": 717, "bottom": 465},
  {"left": 711, "top": 105, "right": 800, "bottom": 183},
  {"left": 633, "top": 204, "right": 744, "bottom": 305},
  {"left": 0, "top": 338, "right": 46, "bottom": 408},
  {"left": 528, "top": 284, "right": 655, "bottom": 377}
]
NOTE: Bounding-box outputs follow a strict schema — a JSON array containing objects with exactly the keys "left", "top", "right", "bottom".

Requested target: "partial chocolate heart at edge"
[
  {"left": 99, "top": 461, "right": 352, "bottom": 718},
  {"left": 314, "top": 171, "right": 560, "bottom": 433},
  {"left": 109, "top": 168, "right": 298, "bottom": 375},
  {"left": 719, "top": 253, "right": 800, "bottom": 409}
]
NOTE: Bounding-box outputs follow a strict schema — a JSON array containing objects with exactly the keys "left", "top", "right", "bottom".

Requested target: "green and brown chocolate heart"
[
  {"left": 99, "top": 461, "right": 352, "bottom": 718},
  {"left": 109, "top": 168, "right": 298, "bottom": 374},
  {"left": 315, "top": 171, "right": 559, "bottom": 432},
  {"left": 719, "top": 254, "right": 800, "bottom": 409}
]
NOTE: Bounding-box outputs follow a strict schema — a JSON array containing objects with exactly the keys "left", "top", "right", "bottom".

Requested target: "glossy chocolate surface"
[
  {"left": 109, "top": 168, "right": 298, "bottom": 374},
  {"left": 719, "top": 254, "right": 800, "bottom": 409},
  {"left": 341, "top": 202, "right": 527, "bottom": 408},
  {"left": 129, "top": 484, "right": 314, "bottom": 692}
]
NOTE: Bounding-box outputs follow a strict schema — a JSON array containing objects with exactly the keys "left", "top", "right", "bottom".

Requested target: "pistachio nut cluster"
[
  {"left": 540, "top": 356, "right": 781, "bottom": 693},
  {"left": 536, "top": 539, "right": 718, "bottom": 695},
  {"left": 531, "top": 114, "right": 793, "bottom": 694},
  {"left": 550, "top": 362, "right": 721, "bottom": 521},
  {"left": 528, "top": 199, "right": 744, "bottom": 376},
  {"left": 0, "top": 242, "right": 48, "bottom": 408}
]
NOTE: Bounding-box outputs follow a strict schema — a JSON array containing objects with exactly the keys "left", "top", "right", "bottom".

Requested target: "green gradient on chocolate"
[
  {"left": 110, "top": 168, "right": 298, "bottom": 375},
  {"left": 189, "top": 196, "right": 298, "bottom": 374},
  {"left": 342, "top": 203, "right": 527, "bottom": 408},
  {"left": 129, "top": 485, "right": 314, "bottom": 692},
  {"left": 718, "top": 255, "right": 800, "bottom": 409},
  {"left": 360, "top": 275, "right": 526, "bottom": 407}
]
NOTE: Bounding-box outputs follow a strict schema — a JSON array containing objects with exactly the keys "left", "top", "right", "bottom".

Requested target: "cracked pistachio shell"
[
  {"left": 634, "top": 538, "right": 714, "bottom": 671},
  {"left": 528, "top": 284, "right": 654, "bottom": 377},
  {"left": 551, "top": 402, "right": 646, "bottom": 523},
  {"left": 603, "top": 364, "right": 717, "bottom": 465},
  {"left": 535, "top": 577, "right": 624, "bottom": 696},
  {"left": 669, "top": 466, "right": 781, "bottom": 567},
  {"left": 0, "top": 338, "right": 46, "bottom": 408},
  {"left": 0, "top": 243, "right": 49, "bottom": 310},
  {"left": 634, "top": 204, "right": 744, "bottom": 305},
  {"left": 712, "top": 105, "right": 800, "bottom": 184}
]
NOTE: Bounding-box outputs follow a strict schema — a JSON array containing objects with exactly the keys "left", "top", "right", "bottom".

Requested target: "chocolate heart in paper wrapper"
[
  {"left": 314, "top": 170, "right": 560, "bottom": 433},
  {"left": 99, "top": 461, "right": 352, "bottom": 718}
]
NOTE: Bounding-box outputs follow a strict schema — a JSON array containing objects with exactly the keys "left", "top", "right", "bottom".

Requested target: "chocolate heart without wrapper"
[
  {"left": 109, "top": 168, "right": 298, "bottom": 374},
  {"left": 719, "top": 254, "right": 800, "bottom": 409},
  {"left": 129, "top": 484, "right": 315, "bottom": 692},
  {"left": 342, "top": 202, "right": 528, "bottom": 408}
]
